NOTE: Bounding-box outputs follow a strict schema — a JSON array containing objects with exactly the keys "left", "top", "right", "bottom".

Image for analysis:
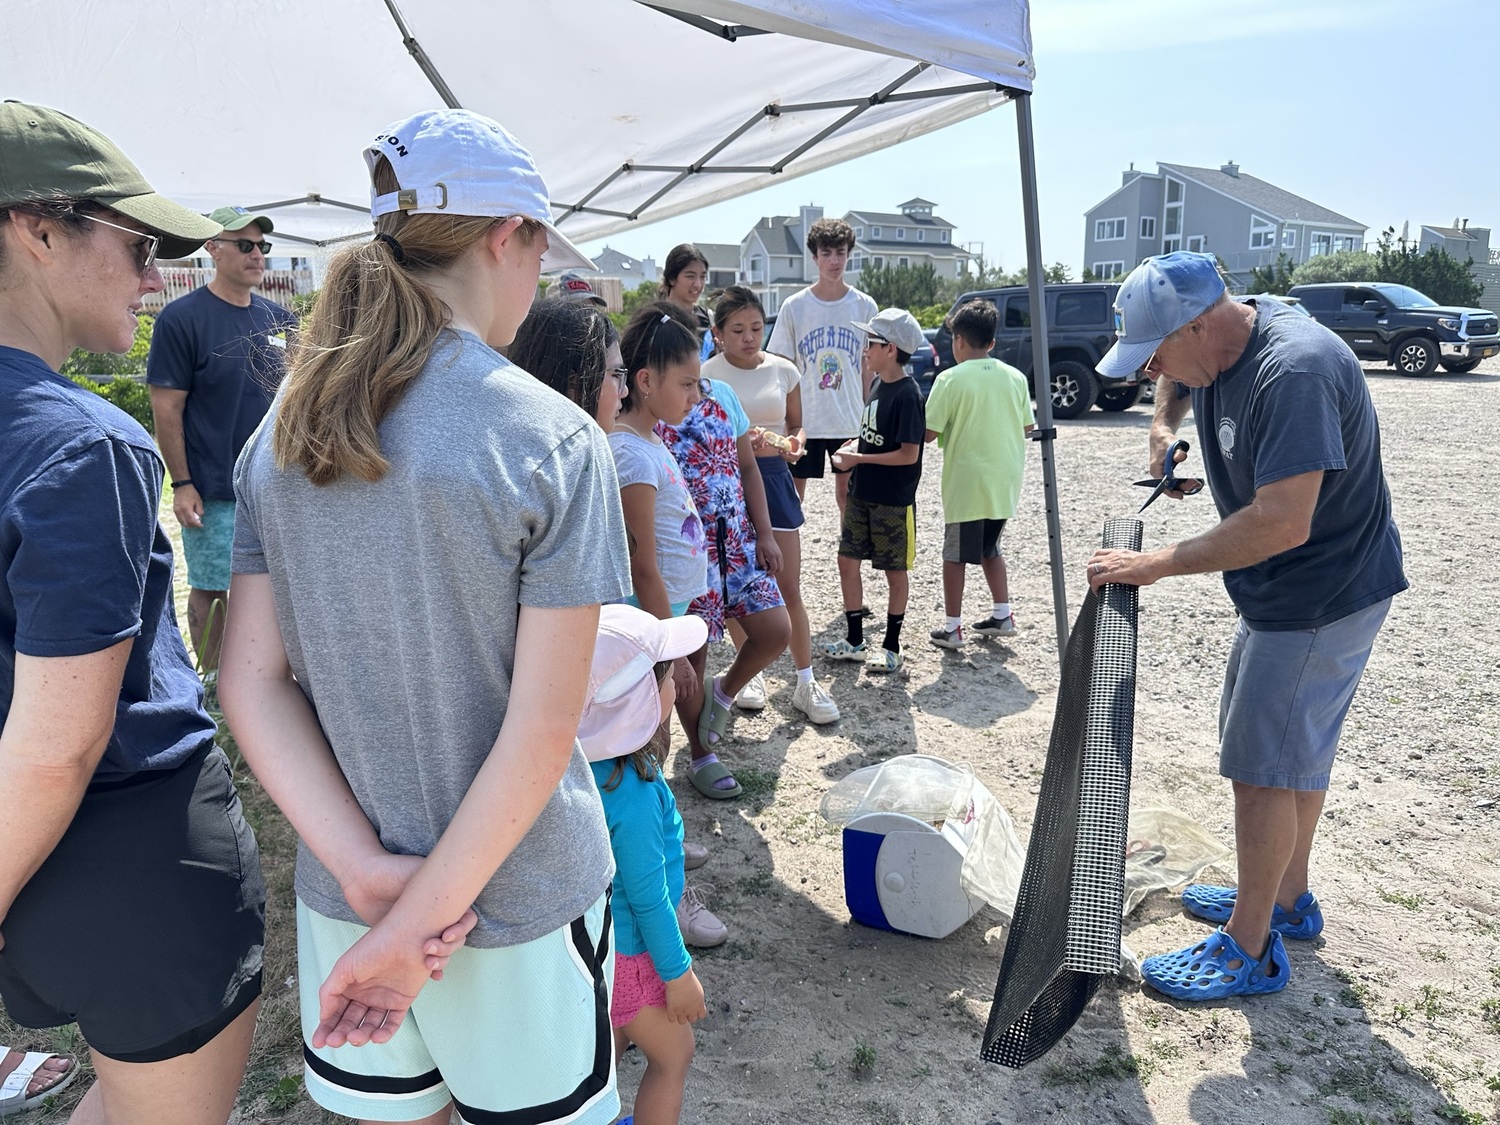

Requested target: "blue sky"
[{"left": 581, "top": 0, "right": 1497, "bottom": 274}]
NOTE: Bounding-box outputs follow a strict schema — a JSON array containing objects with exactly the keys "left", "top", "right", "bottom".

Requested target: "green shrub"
[{"left": 68, "top": 373, "right": 155, "bottom": 433}]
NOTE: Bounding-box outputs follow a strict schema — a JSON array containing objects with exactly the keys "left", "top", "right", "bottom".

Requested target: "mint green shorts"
[
  {"left": 297, "top": 896, "right": 618, "bottom": 1124},
  {"left": 180, "top": 498, "right": 236, "bottom": 592}
]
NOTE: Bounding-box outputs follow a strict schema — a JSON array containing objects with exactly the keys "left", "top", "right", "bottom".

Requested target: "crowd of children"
[{"left": 0, "top": 93, "right": 1037, "bottom": 1125}]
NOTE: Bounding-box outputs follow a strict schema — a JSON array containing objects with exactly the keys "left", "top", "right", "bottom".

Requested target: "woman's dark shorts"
[{"left": 0, "top": 743, "right": 265, "bottom": 1063}]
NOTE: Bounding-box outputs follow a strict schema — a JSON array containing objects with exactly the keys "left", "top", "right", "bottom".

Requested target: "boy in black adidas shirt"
[{"left": 822, "top": 308, "right": 927, "bottom": 673}]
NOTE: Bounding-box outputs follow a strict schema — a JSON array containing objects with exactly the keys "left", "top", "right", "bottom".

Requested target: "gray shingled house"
[{"left": 1083, "top": 162, "right": 1366, "bottom": 288}]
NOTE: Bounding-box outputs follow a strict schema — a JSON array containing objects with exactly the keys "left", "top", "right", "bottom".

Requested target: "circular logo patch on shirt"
[{"left": 1217, "top": 417, "right": 1237, "bottom": 460}]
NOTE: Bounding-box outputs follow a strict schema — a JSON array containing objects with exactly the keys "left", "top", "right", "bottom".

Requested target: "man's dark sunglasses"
[{"left": 212, "top": 237, "right": 272, "bottom": 255}]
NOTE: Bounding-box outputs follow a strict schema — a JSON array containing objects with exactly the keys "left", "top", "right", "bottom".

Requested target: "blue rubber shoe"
[
  {"left": 1180, "top": 885, "right": 1324, "bottom": 940},
  {"left": 1142, "top": 928, "right": 1290, "bottom": 1001}
]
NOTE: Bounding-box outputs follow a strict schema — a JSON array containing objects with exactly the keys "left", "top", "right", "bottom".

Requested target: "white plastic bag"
[{"left": 819, "top": 755, "right": 1025, "bottom": 920}]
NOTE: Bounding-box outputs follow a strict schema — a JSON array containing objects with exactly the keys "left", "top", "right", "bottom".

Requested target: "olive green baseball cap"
[
  {"left": 0, "top": 100, "right": 221, "bottom": 260},
  {"left": 208, "top": 206, "right": 274, "bottom": 235}
]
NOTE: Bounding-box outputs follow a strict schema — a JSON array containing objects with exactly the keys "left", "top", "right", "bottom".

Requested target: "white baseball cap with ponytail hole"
[{"left": 366, "top": 108, "right": 595, "bottom": 273}]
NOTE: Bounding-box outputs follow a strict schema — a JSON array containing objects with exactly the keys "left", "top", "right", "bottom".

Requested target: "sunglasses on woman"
[{"left": 78, "top": 213, "right": 160, "bottom": 276}]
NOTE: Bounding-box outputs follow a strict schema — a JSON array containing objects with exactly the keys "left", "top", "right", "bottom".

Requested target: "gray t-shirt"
[
  {"left": 607, "top": 429, "right": 708, "bottom": 607},
  {"left": 233, "top": 330, "right": 630, "bottom": 947}
]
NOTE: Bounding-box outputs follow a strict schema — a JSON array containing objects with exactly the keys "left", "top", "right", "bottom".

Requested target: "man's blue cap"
[{"left": 1096, "top": 252, "right": 1226, "bottom": 378}]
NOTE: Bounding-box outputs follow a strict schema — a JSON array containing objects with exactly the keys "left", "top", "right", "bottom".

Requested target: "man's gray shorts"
[{"left": 1218, "top": 598, "right": 1392, "bottom": 791}]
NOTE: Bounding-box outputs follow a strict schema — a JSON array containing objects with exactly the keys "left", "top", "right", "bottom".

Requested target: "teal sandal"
[
  {"left": 697, "top": 679, "right": 733, "bottom": 747},
  {"left": 688, "top": 754, "right": 742, "bottom": 800},
  {"left": 1142, "top": 928, "right": 1290, "bottom": 1001}
]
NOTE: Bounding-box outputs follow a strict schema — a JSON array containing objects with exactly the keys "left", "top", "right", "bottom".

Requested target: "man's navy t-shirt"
[
  {"left": 146, "top": 286, "right": 296, "bottom": 501},
  {"left": 1, "top": 346, "right": 215, "bottom": 777},
  {"left": 1189, "top": 301, "right": 1407, "bottom": 630}
]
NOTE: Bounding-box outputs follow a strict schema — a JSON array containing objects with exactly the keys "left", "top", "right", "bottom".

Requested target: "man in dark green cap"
[{"left": 147, "top": 205, "right": 296, "bottom": 675}]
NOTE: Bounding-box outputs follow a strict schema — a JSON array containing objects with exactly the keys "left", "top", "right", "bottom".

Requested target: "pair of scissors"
[{"left": 1134, "top": 438, "right": 1203, "bottom": 513}]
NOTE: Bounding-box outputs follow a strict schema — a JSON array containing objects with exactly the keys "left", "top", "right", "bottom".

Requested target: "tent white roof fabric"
[{"left": 4, "top": 0, "right": 1033, "bottom": 248}]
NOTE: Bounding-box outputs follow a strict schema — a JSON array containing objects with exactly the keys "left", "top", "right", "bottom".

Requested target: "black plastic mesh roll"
[{"left": 981, "top": 517, "right": 1142, "bottom": 1068}]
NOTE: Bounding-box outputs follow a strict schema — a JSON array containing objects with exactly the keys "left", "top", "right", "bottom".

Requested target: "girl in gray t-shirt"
[{"left": 220, "top": 109, "right": 630, "bottom": 1125}]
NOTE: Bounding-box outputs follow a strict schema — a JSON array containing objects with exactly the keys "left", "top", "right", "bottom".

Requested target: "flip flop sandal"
[
  {"left": 0, "top": 1049, "right": 80, "bottom": 1116},
  {"left": 697, "top": 680, "right": 733, "bottom": 747},
  {"left": 1142, "top": 928, "right": 1290, "bottom": 1002},
  {"left": 1181, "top": 885, "right": 1324, "bottom": 939},
  {"left": 688, "top": 755, "right": 742, "bottom": 800}
]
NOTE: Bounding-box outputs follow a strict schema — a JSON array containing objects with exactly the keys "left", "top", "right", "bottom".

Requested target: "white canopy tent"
[{"left": 4, "top": 0, "right": 1072, "bottom": 655}]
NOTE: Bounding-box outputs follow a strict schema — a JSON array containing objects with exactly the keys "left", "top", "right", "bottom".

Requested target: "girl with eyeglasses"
[
  {"left": 507, "top": 295, "right": 627, "bottom": 431},
  {"left": 0, "top": 102, "right": 265, "bottom": 1123},
  {"left": 219, "top": 109, "right": 629, "bottom": 1125}
]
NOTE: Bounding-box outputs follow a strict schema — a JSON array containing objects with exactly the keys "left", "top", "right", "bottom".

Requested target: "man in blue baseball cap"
[{"left": 1087, "top": 252, "right": 1407, "bottom": 1003}]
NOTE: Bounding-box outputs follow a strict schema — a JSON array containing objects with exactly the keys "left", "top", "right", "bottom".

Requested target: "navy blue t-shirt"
[
  {"left": 1, "top": 346, "right": 216, "bottom": 777},
  {"left": 1190, "top": 301, "right": 1407, "bottom": 629},
  {"left": 146, "top": 286, "right": 296, "bottom": 501}
]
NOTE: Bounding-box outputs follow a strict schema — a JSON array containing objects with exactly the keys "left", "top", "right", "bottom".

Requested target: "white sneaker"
[
  {"left": 792, "top": 678, "right": 840, "bottom": 724},
  {"left": 677, "top": 886, "right": 728, "bottom": 947},
  {"left": 734, "top": 672, "right": 767, "bottom": 711}
]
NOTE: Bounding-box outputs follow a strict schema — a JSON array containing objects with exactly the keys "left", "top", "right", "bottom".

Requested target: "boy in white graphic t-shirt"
[{"left": 767, "top": 217, "right": 877, "bottom": 517}]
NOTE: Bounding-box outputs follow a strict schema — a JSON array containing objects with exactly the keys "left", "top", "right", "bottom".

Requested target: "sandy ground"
[{"left": 6, "top": 355, "right": 1496, "bottom": 1125}]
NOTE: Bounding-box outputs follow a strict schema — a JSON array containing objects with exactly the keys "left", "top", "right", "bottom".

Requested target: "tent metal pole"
[{"left": 1014, "top": 93, "right": 1070, "bottom": 663}]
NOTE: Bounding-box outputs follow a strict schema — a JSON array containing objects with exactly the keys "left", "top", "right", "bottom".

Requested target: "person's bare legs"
[
  {"left": 1276, "top": 788, "right": 1326, "bottom": 905},
  {"left": 186, "top": 588, "right": 227, "bottom": 673},
  {"left": 69, "top": 998, "right": 258, "bottom": 1125},
  {"left": 618, "top": 1008, "right": 694, "bottom": 1125},
  {"left": 980, "top": 554, "right": 1010, "bottom": 606},
  {"left": 941, "top": 561, "right": 966, "bottom": 619},
  {"left": 677, "top": 645, "right": 712, "bottom": 766},
  {"left": 1222, "top": 782, "right": 1306, "bottom": 959},
  {"left": 792, "top": 477, "right": 808, "bottom": 502},
  {"left": 773, "top": 531, "right": 812, "bottom": 671},
  {"left": 884, "top": 569, "right": 908, "bottom": 620},
  {"left": 837, "top": 554, "right": 862, "bottom": 616},
  {"left": 716, "top": 607, "right": 790, "bottom": 699}
]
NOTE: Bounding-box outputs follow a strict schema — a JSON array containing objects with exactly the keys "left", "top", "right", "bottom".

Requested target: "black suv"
[
  {"left": 928, "top": 283, "right": 1142, "bottom": 418},
  {"left": 1286, "top": 282, "right": 1500, "bottom": 376}
]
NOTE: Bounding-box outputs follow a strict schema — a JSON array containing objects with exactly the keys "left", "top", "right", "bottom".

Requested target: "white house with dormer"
[{"left": 739, "top": 199, "right": 970, "bottom": 313}]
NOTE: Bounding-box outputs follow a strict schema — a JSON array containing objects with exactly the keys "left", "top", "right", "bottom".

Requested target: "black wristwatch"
[{"left": 171, "top": 478, "right": 194, "bottom": 489}]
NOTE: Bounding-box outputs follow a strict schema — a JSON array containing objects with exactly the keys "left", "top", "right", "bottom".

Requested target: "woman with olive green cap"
[{"left": 0, "top": 101, "right": 275, "bottom": 1123}]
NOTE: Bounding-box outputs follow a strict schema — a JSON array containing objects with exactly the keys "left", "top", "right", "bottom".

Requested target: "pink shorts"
[{"left": 610, "top": 951, "right": 669, "bottom": 1029}]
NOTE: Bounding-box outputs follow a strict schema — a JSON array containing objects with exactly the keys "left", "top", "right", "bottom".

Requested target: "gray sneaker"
[
  {"left": 972, "top": 613, "right": 1017, "bottom": 637},
  {"left": 929, "top": 624, "right": 963, "bottom": 650}
]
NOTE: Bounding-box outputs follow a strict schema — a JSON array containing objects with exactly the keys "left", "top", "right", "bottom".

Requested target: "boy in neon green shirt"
[{"left": 923, "top": 299, "right": 1034, "bottom": 649}]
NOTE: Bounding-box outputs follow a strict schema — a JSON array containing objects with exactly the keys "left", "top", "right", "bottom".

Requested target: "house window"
[
  {"left": 1139, "top": 216, "right": 1156, "bottom": 240},
  {"left": 898, "top": 256, "right": 910, "bottom": 267},
  {"left": 917, "top": 229, "right": 925, "bottom": 242},
  {"left": 1163, "top": 177, "right": 1184, "bottom": 256},
  {"left": 855, "top": 226, "right": 864, "bottom": 237},
  {"left": 1310, "top": 232, "right": 1333, "bottom": 257},
  {"left": 749, "top": 255, "right": 763, "bottom": 280},
  {"left": 1091, "top": 261, "right": 1125, "bottom": 280},
  {"left": 1282, "top": 228, "right": 1298, "bottom": 249},
  {"left": 940, "top": 231, "right": 949, "bottom": 242},
  {"left": 849, "top": 255, "right": 863, "bottom": 272},
  {"left": 1249, "top": 215, "right": 1276, "bottom": 250},
  {"left": 896, "top": 228, "right": 906, "bottom": 240},
  {"left": 1095, "top": 217, "right": 1127, "bottom": 241},
  {"left": 1187, "top": 235, "right": 1206, "bottom": 253},
  {"left": 1333, "top": 233, "right": 1361, "bottom": 252},
  {"left": 872, "top": 256, "right": 884, "bottom": 267},
  {"left": 871, "top": 226, "right": 882, "bottom": 238}
]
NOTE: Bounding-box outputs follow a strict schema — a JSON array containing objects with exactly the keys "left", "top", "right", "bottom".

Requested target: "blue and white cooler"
[{"left": 820, "top": 755, "right": 1024, "bottom": 940}]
